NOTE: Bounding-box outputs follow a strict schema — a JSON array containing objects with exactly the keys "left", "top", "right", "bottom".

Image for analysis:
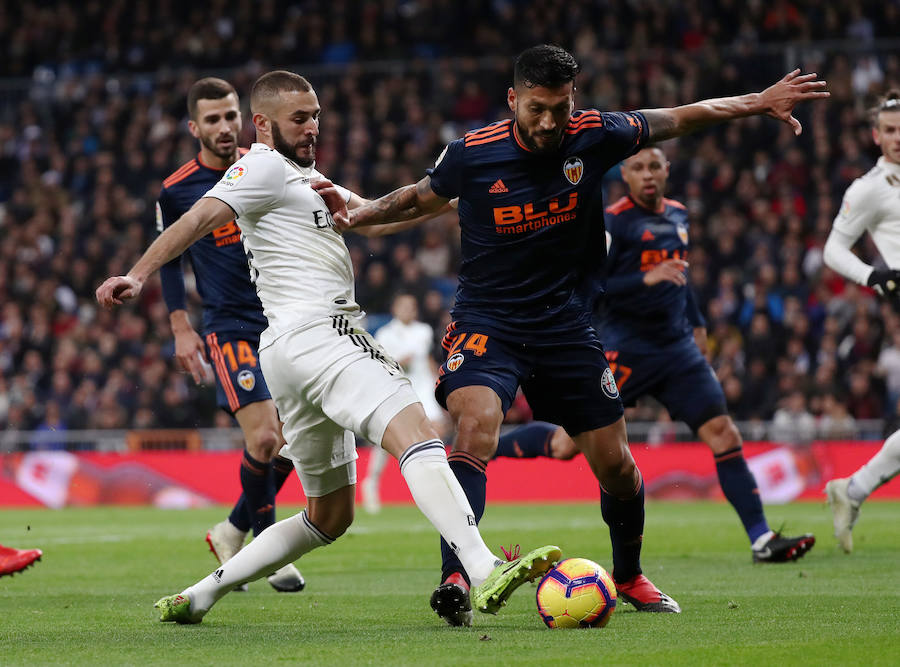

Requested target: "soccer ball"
[{"left": 536, "top": 557, "right": 617, "bottom": 628}]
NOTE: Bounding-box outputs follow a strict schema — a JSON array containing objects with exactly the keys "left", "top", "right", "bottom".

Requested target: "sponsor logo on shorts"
[
  {"left": 600, "top": 367, "right": 619, "bottom": 399},
  {"left": 447, "top": 353, "right": 464, "bottom": 372},
  {"left": 237, "top": 369, "right": 256, "bottom": 391},
  {"left": 563, "top": 156, "right": 584, "bottom": 184}
]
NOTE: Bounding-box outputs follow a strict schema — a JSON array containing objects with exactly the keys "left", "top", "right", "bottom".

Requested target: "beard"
[
  {"left": 515, "top": 119, "right": 563, "bottom": 154},
  {"left": 199, "top": 133, "right": 237, "bottom": 161},
  {"left": 272, "top": 121, "right": 315, "bottom": 167}
]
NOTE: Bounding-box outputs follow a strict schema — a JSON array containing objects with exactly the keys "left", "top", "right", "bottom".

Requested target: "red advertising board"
[{"left": 1, "top": 441, "right": 898, "bottom": 508}]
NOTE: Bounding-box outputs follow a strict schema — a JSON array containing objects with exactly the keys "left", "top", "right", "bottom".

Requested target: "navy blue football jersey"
[
  {"left": 598, "top": 195, "right": 705, "bottom": 347},
  {"left": 427, "top": 110, "right": 648, "bottom": 343},
  {"left": 156, "top": 151, "right": 267, "bottom": 337}
]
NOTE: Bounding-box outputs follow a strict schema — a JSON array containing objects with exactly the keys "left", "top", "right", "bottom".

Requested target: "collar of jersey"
[
  {"left": 627, "top": 194, "right": 665, "bottom": 215},
  {"left": 878, "top": 156, "right": 900, "bottom": 174},
  {"left": 251, "top": 142, "right": 315, "bottom": 175}
]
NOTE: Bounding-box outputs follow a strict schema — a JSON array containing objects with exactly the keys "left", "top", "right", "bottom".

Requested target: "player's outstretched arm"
[
  {"left": 311, "top": 178, "right": 452, "bottom": 236},
  {"left": 344, "top": 177, "right": 449, "bottom": 232},
  {"left": 95, "top": 197, "right": 235, "bottom": 308},
  {"left": 640, "top": 69, "right": 829, "bottom": 142}
]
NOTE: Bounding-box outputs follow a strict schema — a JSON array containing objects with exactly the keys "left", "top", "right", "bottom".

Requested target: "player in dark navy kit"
[
  {"left": 337, "top": 45, "right": 827, "bottom": 625},
  {"left": 157, "top": 78, "right": 304, "bottom": 592},
  {"left": 600, "top": 145, "right": 815, "bottom": 562}
]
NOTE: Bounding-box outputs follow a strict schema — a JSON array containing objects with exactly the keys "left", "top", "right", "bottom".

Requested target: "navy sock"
[
  {"left": 229, "top": 456, "right": 293, "bottom": 534},
  {"left": 440, "top": 452, "right": 487, "bottom": 585},
  {"left": 600, "top": 479, "right": 645, "bottom": 584},
  {"left": 714, "top": 447, "right": 769, "bottom": 543},
  {"left": 271, "top": 455, "right": 294, "bottom": 494},
  {"left": 228, "top": 495, "right": 251, "bottom": 534},
  {"left": 238, "top": 449, "right": 275, "bottom": 537},
  {"left": 493, "top": 422, "right": 556, "bottom": 459}
]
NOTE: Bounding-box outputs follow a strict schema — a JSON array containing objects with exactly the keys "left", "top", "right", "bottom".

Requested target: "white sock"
[
  {"left": 185, "top": 511, "right": 332, "bottom": 613},
  {"left": 848, "top": 429, "right": 900, "bottom": 502},
  {"left": 366, "top": 445, "right": 390, "bottom": 485},
  {"left": 399, "top": 440, "right": 499, "bottom": 587}
]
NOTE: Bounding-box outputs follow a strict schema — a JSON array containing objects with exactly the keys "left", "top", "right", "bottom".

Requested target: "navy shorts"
[
  {"left": 604, "top": 336, "right": 726, "bottom": 433},
  {"left": 205, "top": 331, "right": 272, "bottom": 414},
  {"left": 435, "top": 323, "right": 624, "bottom": 436}
]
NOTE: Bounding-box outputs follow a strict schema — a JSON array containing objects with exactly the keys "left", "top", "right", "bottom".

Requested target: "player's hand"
[
  {"left": 643, "top": 258, "right": 688, "bottom": 286},
  {"left": 759, "top": 69, "right": 829, "bottom": 136},
  {"left": 96, "top": 276, "right": 143, "bottom": 308},
  {"left": 311, "top": 179, "right": 350, "bottom": 232},
  {"left": 173, "top": 327, "right": 215, "bottom": 386},
  {"left": 867, "top": 269, "right": 900, "bottom": 298}
]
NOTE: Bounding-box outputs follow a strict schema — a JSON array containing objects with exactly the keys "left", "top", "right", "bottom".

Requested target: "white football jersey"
[
  {"left": 833, "top": 157, "right": 900, "bottom": 273},
  {"left": 204, "top": 143, "right": 358, "bottom": 348}
]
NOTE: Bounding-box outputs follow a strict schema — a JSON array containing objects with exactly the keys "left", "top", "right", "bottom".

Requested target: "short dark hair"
[
  {"left": 187, "top": 77, "right": 237, "bottom": 119},
  {"left": 250, "top": 70, "right": 312, "bottom": 114},
  {"left": 513, "top": 45, "right": 581, "bottom": 89},
  {"left": 871, "top": 89, "right": 900, "bottom": 125}
]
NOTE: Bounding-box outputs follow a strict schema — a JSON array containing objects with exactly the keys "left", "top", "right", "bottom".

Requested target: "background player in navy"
[
  {"left": 599, "top": 145, "right": 815, "bottom": 562},
  {"left": 157, "top": 78, "right": 304, "bottom": 592},
  {"left": 337, "top": 45, "right": 827, "bottom": 625}
]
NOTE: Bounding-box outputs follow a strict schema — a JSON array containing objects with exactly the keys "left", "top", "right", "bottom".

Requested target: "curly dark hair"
[{"left": 513, "top": 44, "right": 581, "bottom": 89}]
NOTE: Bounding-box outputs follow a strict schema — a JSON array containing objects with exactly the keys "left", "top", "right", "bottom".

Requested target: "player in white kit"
[
  {"left": 96, "top": 70, "right": 560, "bottom": 623},
  {"left": 363, "top": 293, "right": 449, "bottom": 513},
  {"left": 823, "top": 90, "right": 900, "bottom": 553}
]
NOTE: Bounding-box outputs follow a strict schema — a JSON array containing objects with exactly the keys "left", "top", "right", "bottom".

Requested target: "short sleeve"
[
  {"left": 596, "top": 111, "right": 648, "bottom": 162},
  {"left": 833, "top": 178, "right": 877, "bottom": 241},
  {"left": 425, "top": 139, "right": 465, "bottom": 199},
  {"left": 156, "top": 187, "right": 179, "bottom": 232},
  {"left": 204, "top": 153, "right": 286, "bottom": 219}
]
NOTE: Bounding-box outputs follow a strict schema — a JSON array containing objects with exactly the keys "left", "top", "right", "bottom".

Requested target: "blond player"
[
  {"left": 823, "top": 90, "right": 900, "bottom": 553},
  {"left": 97, "top": 70, "right": 560, "bottom": 624}
]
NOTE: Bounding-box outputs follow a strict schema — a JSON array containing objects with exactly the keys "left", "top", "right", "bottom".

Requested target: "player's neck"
[
  {"left": 198, "top": 146, "right": 238, "bottom": 170},
  {"left": 629, "top": 192, "right": 664, "bottom": 214}
]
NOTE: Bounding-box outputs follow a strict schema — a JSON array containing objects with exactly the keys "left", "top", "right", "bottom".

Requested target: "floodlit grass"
[{"left": 1, "top": 501, "right": 898, "bottom": 666}]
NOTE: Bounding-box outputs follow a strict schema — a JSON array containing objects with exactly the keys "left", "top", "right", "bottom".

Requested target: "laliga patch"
[
  {"left": 677, "top": 223, "right": 689, "bottom": 245},
  {"left": 600, "top": 367, "right": 619, "bottom": 399},
  {"left": 155, "top": 202, "right": 164, "bottom": 232},
  {"left": 237, "top": 369, "right": 256, "bottom": 391},
  {"left": 222, "top": 164, "right": 247, "bottom": 187},
  {"left": 839, "top": 198, "right": 850, "bottom": 219},
  {"left": 447, "top": 353, "right": 464, "bottom": 372},
  {"left": 563, "top": 156, "right": 584, "bottom": 185}
]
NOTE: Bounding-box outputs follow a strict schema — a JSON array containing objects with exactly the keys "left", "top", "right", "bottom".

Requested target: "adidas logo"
[
  {"left": 641, "top": 229, "right": 655, "bottom": 241},
  {"left": 489, "top": 179, "right": 508, "bottom": 194}
]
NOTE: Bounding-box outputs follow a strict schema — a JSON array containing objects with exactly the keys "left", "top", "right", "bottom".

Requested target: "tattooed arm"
[
  {"left": 342, "top": 177, "right": 449, "bottom": 232},
  {"left": 641, "top": 69, "right": 829, "bottom": 142}
]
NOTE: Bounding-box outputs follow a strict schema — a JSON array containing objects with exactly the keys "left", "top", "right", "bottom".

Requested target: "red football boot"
[{"left": 0, "top": 544, "right": 42, "bottom": 578}]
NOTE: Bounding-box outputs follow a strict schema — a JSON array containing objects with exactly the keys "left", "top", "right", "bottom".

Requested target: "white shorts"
[{"left": 260, "top": 315, "right": 419, "bottom": 497}]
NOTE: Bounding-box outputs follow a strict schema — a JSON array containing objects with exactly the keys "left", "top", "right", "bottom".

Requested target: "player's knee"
[
  {"left": 454, "top": 407, "right": 502, "bottom": 459},
  {"left": 551, "top": 427, "right": 579, "bottom": 460},
  {"left": 245, "top": 425, "right": 282, "bottom": 461},
  {"left": 599, "top": 456, "right": 638, "bottom": 496},
  {"left": 702, "top": 416, "right": 742, "bottom": 455}
]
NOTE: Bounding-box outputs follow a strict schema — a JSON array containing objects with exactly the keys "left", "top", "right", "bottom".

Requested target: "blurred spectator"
[
  {"left": 1, "top": 2, "right": 898, "bottom": 442},
  {"left": 771, "top": 390, "right": 817, "bottom": 445}
]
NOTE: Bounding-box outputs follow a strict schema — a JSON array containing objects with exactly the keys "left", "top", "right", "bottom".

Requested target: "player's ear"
[
  {"left": 872, "top": 126, "right": 881, "bottom": 147},
  {"left": 187, "top": 119, "right": 200, "bottom": 140},
  {"left": 252, "top": 112, "right": 270, "bottom": 135},
  {"left": 507, "top": 87, "right": 516, "bottom": 113}
]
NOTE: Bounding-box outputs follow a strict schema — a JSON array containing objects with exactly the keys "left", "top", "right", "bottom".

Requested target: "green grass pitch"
[{"left": 1, "top": 501, "right": 898, "bottom": 666}]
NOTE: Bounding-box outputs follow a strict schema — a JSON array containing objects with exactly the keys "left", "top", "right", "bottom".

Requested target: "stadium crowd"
[{"left": 2, "top": 1, "right": 900, "bottom": 444}]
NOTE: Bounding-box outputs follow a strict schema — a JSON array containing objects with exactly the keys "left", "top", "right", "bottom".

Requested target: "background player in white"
[
  {"left": 823, "top": 90, "right": 900, "bottom": 553},
  {"left": 363, "top": 293, "right": 449, "bottom": 513},
  {"left": 97, "top": 70, "right": 560, "bottom": 624}
]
